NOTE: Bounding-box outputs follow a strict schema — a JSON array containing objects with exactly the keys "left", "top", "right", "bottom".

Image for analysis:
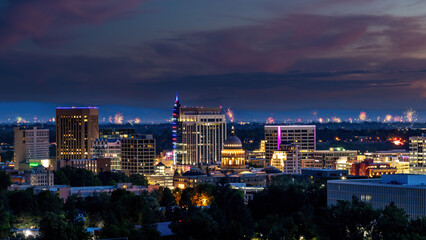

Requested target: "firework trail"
[
  {"left": 114, "top": 113, "right": 123, "bottom": 124},
  {"left": 226, "top": 108, "right": 235, "bottom": 122}
]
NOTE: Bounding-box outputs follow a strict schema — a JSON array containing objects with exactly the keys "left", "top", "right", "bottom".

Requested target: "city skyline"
[{"left": 1, "top": 0, "right": 426, "bottom": 122}]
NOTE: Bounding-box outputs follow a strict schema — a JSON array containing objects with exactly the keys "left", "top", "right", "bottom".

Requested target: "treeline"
[
  {"left": 54, "top": 166, "right": 148, "bottom": 187},
  {"left": 0, "top": 171, "right": 425, "bottom": 239}
]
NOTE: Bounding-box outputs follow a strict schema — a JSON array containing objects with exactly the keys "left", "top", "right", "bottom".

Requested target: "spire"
[
  {"left": 231, "top": 126, "right": 235, "bottom": 135},
  {"left": 175, "top": 93, "right": 179, "bottom": 102}
]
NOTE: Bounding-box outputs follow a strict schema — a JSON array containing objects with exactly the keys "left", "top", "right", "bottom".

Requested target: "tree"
[
  {"left": 0, "top": 171, "right": 11, "bottom": 190},
  {"left": 373, "top": 202, "right": 410, "bottom": 240},
  {"left": 129, "top": 174, "right": 148, "bottom": 186},
  {"left": 38, "top": 212, "right": 90, "bottom": 240},
  {"left": 170, "top": 206, "right": 218, "bottom": 240},
  {"left": 317, "top": 196, "right": 379, "bottom": 240}
]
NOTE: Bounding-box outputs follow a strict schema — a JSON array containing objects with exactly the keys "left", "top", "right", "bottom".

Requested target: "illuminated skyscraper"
[
  {"left": 172, "top": 94, "right": 182, "bottom": 164},
  {"left": 178, "top": 106, "right": 226, "bottom": 166},
  {"left": 56, "top": 107, "right": 99, "bottom": 160},
  {"left": 121, "top": 135, "right": 156, "bottom": 175}
]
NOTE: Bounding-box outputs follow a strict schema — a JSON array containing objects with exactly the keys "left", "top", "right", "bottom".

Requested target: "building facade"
[
  {"left": 121, "top": 135, "right": 156, "bottom": 175},
  {"left": 56, "top": 107, "right": 99, "bottom": 160},
  {"left": 179, "top": 107, "right": 226, "bottom": 165},
  {"left": 328, "top": 174, "right": 426, "bottom": 218},
  {"left": 14, "top": 127, "right": 50, "bottom": 170},
  {"left": 264, "top": 125, "right": 316, "bottom": 165},
  {"left": 303, "top": 148, "right": 358, "bottom": 170},
  {"left": 350, "top": 159, "right": 397, "bottom": 177},
  {"left": 24, "top": 165, "right": 54, "bottom": 186},
  {"left": 93, "top": 139, "right": 121, "bottom": 170},
  {"left": 409, "top": 134, "right": 426, "bottom": 174}
]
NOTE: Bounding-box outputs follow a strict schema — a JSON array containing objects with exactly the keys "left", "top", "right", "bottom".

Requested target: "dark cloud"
[
  {"left": 0, "top": 11, "right": 426, "bottom": 113},
  {"left": 0, "top": 0, "right": 149, "bottom": 50}
]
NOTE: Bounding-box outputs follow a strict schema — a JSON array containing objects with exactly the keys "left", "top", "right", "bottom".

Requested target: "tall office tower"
[
  {"left": 180, "top": 107, "right": 226, "bottom": 166},
  {"left": 172, "top": 94, "right": 182, "bottom": 164},
  {"left": 409, "top": 134, "right": 426, "bottom": 174},
  {"left": 121, "top": 135, "right": 156, "bottom": 175},
  {"left": 264, "top": 125, "right": 316, "bottom": 165},
  {"left": 56, "top": 107, "right": 99, "bottom": 160},
  {"left": 93, "top": 139, "right": 121, "bottom": 170},
  {"left": 14, "top": 127, "right": 50, "bottom": 170}
]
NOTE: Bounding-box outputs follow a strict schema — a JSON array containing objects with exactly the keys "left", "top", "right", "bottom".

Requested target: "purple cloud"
[{"left": 0, "top": 0, "right": 149, "bottom": 50}]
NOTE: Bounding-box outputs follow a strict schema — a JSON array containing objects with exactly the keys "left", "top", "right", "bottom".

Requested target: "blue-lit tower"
[{"left": 172, "top": 94, "right": 182, "bottom": 164}]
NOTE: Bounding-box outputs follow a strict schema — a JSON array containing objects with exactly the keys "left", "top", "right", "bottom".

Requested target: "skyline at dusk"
[{"left": 1, "top": 0, "right": 426, "bottom": 122}]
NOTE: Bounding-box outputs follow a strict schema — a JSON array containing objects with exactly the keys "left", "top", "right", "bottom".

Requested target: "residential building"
[
  {"left": 264, "top": 125, "right": 316, "bottom": 165},
  {"left": 409, "top": 134, "right": 426, "bottom": 174},
  {"left": 327, "top": 174, "right": 426, "bottom": 218},
  {"left": 121, "top": 135, "right": 156, "bottom": 175},
  {"left": 93, "top": 139, "right": 121, "bottom": 170},
  {"left": 179, "top": 107, "right": 226, "bottom": 165},
  {"left": 14, "top": 127, "right": 49, "bottom": 170},
  {"left": 56, "top": 107, "right": 99, "bottom": 160}
]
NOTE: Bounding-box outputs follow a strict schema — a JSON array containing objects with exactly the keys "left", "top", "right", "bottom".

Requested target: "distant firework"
[
  {"left": 226, "top": 108, "right": 235, "bottom": 122},
  {"left": 114, "top": 113, "right": 124, "bottom": 124},
  {"left": 385, "top": 114, "right": 392, "bottom": 122},
  {"left": 266, "top": 116, "right": 275, "bottom": 124},
  {"left": 108, "top": 116, "right": 113, "bottom": 123},
  {"left": 332, "top": 117, "right": 341, "bottom": 123},
  {"left": 318, "top": 118, "right": 324, "bottom": 123},
  {"left": 404, "top": 108, "right": 417, "bottom": 122},
  {"left": 359, "top": 112, "right": 367, "bottom": 121},
  {"left": 134, "top": 118, "right": 141, "bottom": 124}
]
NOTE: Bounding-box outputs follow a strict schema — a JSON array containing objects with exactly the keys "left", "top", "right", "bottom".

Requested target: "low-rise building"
[
  {"left": 327, "top": 174, "right": 426, "bottom": 218},
  {"left": 350, "top": 159, "right": 397, "bottom": 177}
]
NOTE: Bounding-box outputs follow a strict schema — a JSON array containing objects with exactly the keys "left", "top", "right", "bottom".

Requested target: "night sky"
[{"left": 0, "top": 0, "right": 426, "bottom": 123}]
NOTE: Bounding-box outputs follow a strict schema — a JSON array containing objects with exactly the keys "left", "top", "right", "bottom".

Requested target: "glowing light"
[
  {"left": 385, "top": 114, "right": 392, "bottom": 122},
  {"left": 332, "top": 116, "right": 341, "bottom": 123},
  {"left": 359, "top": 111, "right": 367, "bottom": 121},
  {"left": 404, "top": 108, "right": 417, "bottom": 122},
  {"left": 134, "top": 118, "right": 141, "bottom": 124},
  {"left": 392, "top": 138, "right": 404, "bottom": 146},
  {"left": 108, "top": 116, "right": 113, "bottom": 123},
  {"left": 318, "top": 118, "right": 324, "bottom": 123},
  {"left": 266, "top": 116, "right": 275, "bottom": 124},
  {"left": 226, "top": 108, "right": 235, "bottom": 122},
  {"left": 114, "top": 113, "right": 123, "bottom": 124}
]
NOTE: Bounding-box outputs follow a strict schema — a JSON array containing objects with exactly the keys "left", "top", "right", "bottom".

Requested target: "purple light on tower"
[{"left": 277, "top": 126, "right": 281, "bottom": 150}]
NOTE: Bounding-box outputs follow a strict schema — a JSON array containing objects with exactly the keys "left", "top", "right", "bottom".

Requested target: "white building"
[
  {"left": 328, "top": 174, "right": 426, "bottom": 219},
  {"left": 14, "top": 127, "right": 50, "bottom": 170},
  {"left": 93, "top": 139, "right": 121, "bottom": 170},
  {"left": 179, "top": 107, "right": 226, "bottom": 165}
]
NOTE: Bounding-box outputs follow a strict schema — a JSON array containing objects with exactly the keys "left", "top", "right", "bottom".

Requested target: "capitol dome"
[{"left": 223, "top": 127, "right": 242, "bottom": 149}]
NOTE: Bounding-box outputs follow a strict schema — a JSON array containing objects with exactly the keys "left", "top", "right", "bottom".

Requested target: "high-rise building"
[
  {"left": 93, "top": 139, "right": 121, "bottom": 170},
  {"left": 409, "top": 134, "right": 426, "bottom": 174},
  {"left": 14, "top": 127, "right": 50, "bottom": 170},
  {"left": 121, "top": 135, "right": 156, "bottom": 175},
  {"left": 56, "top": 107, "right": 99, "bottom": 161},
  {"left": 179, "top": 107, "right": 226, "bottom": 165},
  {"left": 172, "top": 94, "right": 182, "bottom": 164},
  {"left": 264, "top": 125, "right": 316, "bottom": 165}
]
